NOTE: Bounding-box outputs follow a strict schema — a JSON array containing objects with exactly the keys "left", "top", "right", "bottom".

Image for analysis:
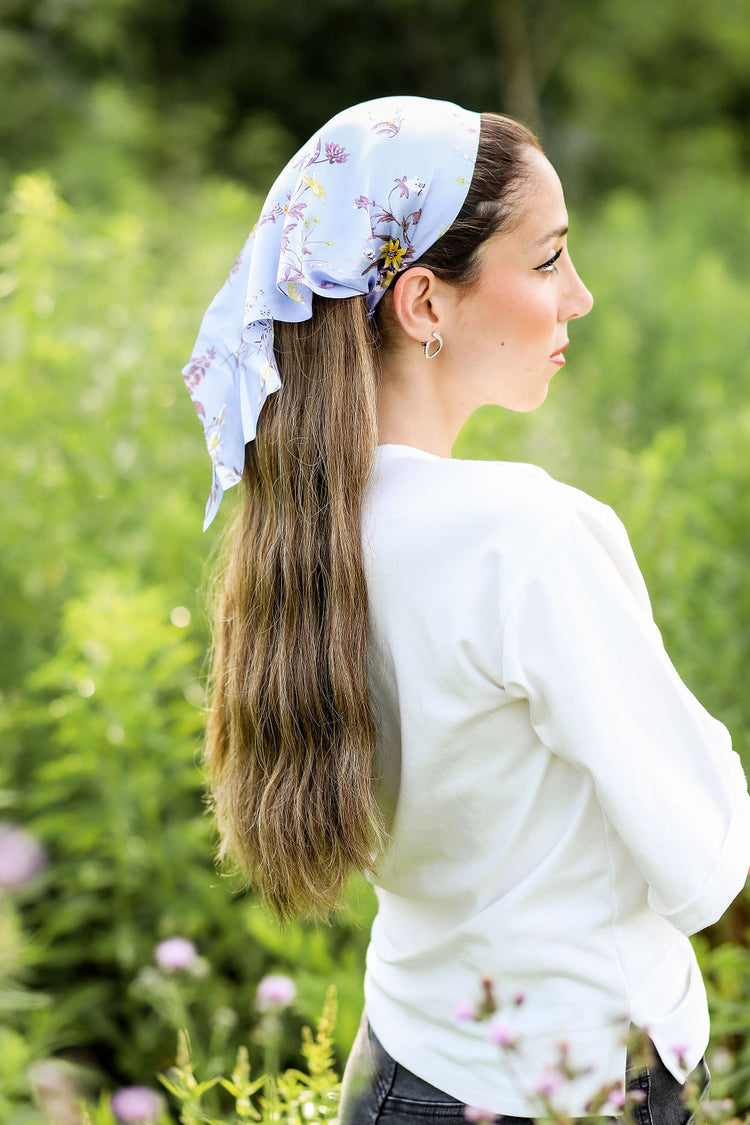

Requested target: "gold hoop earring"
[{"left": 421, "top": 331, "right": 443, "bottom": 359}]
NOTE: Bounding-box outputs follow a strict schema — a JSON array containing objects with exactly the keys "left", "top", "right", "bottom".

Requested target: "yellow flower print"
[
  {"left": 206, "top": 404, "right": 227, "bottom": 465},
  {"left": 258, "top": 362, "right": 276, "bottom": 405},
  {"left": 378, "top": 237, "right": 407, "bottom": 273},
  {"left": 285, "top": 281, "right": 304, "bottom": 303},
  {"left": 302, "top": 174, "right": 325, "bottom": 199}
]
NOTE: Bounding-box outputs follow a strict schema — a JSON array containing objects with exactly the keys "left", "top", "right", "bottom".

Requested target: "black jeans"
[{"left": 339, "top": 1016, "right": 710, "bottom": 1124}]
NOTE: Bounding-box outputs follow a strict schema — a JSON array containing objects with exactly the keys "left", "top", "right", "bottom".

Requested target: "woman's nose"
[{"left": 560, "top": 263, "right": 594, "bottom": 322}]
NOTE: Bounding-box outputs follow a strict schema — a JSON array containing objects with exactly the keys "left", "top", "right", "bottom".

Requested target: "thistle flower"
[
  {"left": 110, "top": 1086, "right": 163, "bottom": 1123},
  {"left": 0, "top": 824, "right": 45, "bottom": 888},
  {"left": 154, "top": 937, "right": 198, "bottom": 972},
  {"left": 255, "top": 973, "right": 296, "bottom": 1011}
]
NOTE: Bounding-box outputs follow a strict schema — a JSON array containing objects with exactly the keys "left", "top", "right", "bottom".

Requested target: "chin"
[{"left": 504, "top": 388, "right": 550, "bottom": 414}]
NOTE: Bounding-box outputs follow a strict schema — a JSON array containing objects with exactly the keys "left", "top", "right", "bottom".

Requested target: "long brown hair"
[{"left": 206, "top": 112, "right": 541, "bottom": 922}]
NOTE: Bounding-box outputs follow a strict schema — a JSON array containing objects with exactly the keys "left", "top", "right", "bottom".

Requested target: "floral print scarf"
[{"left": 182, "top": 95, "right": 480, "bottom": 528}]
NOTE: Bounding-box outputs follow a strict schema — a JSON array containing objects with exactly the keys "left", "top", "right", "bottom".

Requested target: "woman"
[{"left": 182, "top": 96, "right": 750, "bottom": 1122}]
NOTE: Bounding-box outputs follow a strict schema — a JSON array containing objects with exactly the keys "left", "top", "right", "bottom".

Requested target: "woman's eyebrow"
[{"left": 530, "top": 224, "right": 569, "bottom": 249}]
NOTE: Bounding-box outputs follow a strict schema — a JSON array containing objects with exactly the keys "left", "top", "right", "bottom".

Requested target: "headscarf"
[{"left": 182, "top": 95, "right": 481, "bottom": 528}]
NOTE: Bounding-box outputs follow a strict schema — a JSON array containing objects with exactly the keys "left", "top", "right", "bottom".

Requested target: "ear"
[{"left": 390, "top": 267, "right": 444, "bottom": 345}]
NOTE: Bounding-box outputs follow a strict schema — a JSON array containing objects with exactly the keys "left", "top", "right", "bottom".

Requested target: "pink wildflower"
[
  {"left": 110, "top": 1086, "right": 163, "bottom": 1123},
  {"left": 533, "top": 1066, "right": 564, "bottom": 1098},
  {"left": 0, "top": 824, "right": 45, "bottom": 888},
  {"left": 488, "top": 1016, "right": 517, "bottom": 1049},
  {"left": 154, "top": 937, "right": 198, "bottom": 971},
  {"left": 255, "top": 973, "right": 296, "bottom": 1010},
  {"left": 607, "top": 1088, "right": 627, "bottom": 1110},
  {"left": 672, "top": 1043, "right": 689, "bottom": 1069},
  {"left": 464, "top": 1106, "right": 497, "bottom": 1123},
  {"left": 453, "top": 999, "right": 475, "bottom": 1022}
]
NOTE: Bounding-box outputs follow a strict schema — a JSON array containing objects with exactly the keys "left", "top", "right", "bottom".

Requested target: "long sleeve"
[{"left": 501, "top": 501, "right": 750, "bottom": 936}]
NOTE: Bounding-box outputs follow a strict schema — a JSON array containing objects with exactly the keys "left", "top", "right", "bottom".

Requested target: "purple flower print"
[
  {"left": 278, "top": 262, "right": 305, "bottom": 286},
  {"left": 325, "top": 141, "right": 349, "bottom": 164},
  {"left": 284, "top": 199, "right": 307, "bottom": 221},
  {"left": 372, "top": 116, "right": 403, "bottom": 137},
  {"left": 291, "top": 138, "right": 320, "bottom": 172},
  {"left": 395, "top": 175, "right": 410, "bottom": 198},
  {"left": 355, "top": 194, "right": 371, "bottom": 210},
  {"left": 258, "top": 201, "right": 284, "bottom": 227}
]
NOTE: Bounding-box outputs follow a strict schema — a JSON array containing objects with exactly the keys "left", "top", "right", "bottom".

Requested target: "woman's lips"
[{"left": 549, "top": 342, "right": 569, "bottom": 366}]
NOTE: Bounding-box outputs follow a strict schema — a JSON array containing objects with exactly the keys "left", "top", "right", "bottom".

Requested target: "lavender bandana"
[{"left": 182, "top": 96, "right": 481, "bottom": 528}]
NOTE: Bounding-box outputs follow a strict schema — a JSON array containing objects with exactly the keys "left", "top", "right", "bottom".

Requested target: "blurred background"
[{"left": 2, "top": 0, "right": 750, "bottom": 1120}]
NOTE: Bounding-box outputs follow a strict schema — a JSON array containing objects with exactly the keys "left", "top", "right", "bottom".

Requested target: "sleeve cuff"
[{"left": 649, "top": 786, "right": 750, "bottom": 935}]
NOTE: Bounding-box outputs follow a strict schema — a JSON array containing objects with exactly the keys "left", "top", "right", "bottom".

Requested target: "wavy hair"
[{"left": 206, "top": 112, "right": 541, "bottom": 921}]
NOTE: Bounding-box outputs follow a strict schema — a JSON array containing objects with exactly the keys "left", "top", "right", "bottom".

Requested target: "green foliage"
[
  {"left": 696, "top": 939, "right": 750, "bottom": 1110},
  {"left": 2, "top": 16, "right": 750, "bottom": 1109},
  {"left": 2, "top": 1, "right": 750, "bottom": 203},
  {"left": 157, "top": 989, "right": 340, "bottom": 1124},
  {"left": 0, "top": 896, "right": 50, "bottom": 1125}
]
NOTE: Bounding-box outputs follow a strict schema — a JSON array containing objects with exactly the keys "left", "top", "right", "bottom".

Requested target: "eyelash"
[{"left": 534, "top": 248, "right": 562, "bottom": 274}]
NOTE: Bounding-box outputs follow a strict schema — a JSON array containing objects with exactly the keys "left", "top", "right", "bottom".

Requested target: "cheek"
[
  {"left": 493, "top": 292, "right": 556, "bottom": 359},
  {"left": 452, "top": 276, "right": 556, "bottom": 363}
]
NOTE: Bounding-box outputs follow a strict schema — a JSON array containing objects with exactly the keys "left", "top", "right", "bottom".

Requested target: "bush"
[{"left": 2, "top": 154, "right": 749, "bottom": 1110}]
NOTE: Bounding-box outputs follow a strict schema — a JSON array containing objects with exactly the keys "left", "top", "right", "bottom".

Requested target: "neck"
[{"left": 376, "top": 355, "right": 469, "bottom": 457}]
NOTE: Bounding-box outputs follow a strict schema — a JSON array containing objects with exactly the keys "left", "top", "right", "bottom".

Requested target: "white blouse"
[{"left": 361, "top": 444, "right": 750, "bottom": 1118}]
